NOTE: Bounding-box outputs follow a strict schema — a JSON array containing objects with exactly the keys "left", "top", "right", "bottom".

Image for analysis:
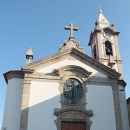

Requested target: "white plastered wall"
[
  {"left": 2, "top": 78, "right": 23, "bottom": 130},
  {"left": 37, "top": 59, "right": 107, "bottom": 78},
  {"left": 86, "top": 85, "right": 116, "bottom": 130},
  {"left": 27, "top": 81, "right": 60, "bottom": 130},
  {"left": 27, "top": 57, "right": 110, "bottom": 130}
]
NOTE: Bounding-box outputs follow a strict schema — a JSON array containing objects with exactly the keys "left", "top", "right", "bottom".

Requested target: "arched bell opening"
[{"left": 105, "top": 41, "right": 113, "bottom": 56}]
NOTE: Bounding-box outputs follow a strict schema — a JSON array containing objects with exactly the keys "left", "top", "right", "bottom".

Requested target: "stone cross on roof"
[{"left": 64, "top": 23, "right": 78, "bottom": 38}]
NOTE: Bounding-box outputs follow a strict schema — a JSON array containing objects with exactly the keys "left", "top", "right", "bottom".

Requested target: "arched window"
[{"left": 105, "top": 41, "right": 113, "bottom": 56}]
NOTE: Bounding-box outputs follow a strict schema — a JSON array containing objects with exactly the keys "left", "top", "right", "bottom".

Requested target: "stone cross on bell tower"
[{"left": 64, "top": 23, "right": 78, "bottom": 39}]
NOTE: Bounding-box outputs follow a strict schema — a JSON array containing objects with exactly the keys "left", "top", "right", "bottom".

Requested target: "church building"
[{"left": 2, "top": 10, "right": 130, "bottom": 130}]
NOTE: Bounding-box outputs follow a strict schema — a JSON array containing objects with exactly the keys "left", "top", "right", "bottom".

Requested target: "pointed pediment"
[{"left": 22, "top": 48, "right": 120, "bottom": 79}]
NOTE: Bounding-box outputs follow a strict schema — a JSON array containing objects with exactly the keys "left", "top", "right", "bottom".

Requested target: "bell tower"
[{"left": 88, "top": 10, "right": 123, "bottom": 79}]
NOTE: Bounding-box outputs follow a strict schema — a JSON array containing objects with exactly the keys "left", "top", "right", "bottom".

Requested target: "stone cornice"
[
  {"left": 22, "top": 48, "right": 121, "bottom": 80},
  {"left": 4, "top": 69, "right": 34, "bottom": 84},
  {"left": 70, "top": 48, "right": 121, "bottom": 79},
  {"left": 117, "top": 80, "right": 127, "bottom": 87},
  {"left": 88, "top": 27, "right": 120, "bottom": 46},
  {"left": 54, "top": 108, "right": 93, "bottom": 117},
  {"left": 87, "top": 76, "right": 118, "bottom": 86},
  {"left": 4, "top": 70, "right": 24, "bottom": 84},
  {"left": 22, "top": 49, "right": 72, "bottom": 69},
  {"left": 103, "top": 27, "right": 120, "bottom": 35},
  {"left": 24, "top": 72, "right": 60, "bottom": 81},
  {"left": 87, "top": 77, "right": 126, "bottom": 87}
]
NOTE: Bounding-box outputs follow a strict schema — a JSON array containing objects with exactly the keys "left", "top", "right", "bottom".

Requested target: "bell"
[{"left": 106, "top": 48, "right": 111, "bottom": 55}]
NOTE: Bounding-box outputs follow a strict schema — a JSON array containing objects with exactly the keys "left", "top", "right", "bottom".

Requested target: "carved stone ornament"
[
  {"left": 53, "top": 65, "right": 93, "bottom": 130},
  {"left": 59, "top": 38, "right": 84, "bottom": 53},
  {"left": 53, "top": 65, "right": 92, "bottom": 80}
]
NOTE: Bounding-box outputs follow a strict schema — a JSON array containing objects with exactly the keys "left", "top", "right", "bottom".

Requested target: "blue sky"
[{"left": 0, "top": 0, "right": 130, "bottom": 128}]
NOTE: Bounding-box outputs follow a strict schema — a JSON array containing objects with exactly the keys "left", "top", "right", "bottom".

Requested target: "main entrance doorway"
[{"left": 61, "top": 121, "right": 86, "bottom": 130}]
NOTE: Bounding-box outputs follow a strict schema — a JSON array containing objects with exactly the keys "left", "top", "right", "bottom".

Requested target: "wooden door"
[{"left": 61, "top": 121, "right": 86, "bottom": 130}]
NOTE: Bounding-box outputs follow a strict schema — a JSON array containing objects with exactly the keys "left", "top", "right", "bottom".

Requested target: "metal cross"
[{"left": 64, "top": 23, "right": 78, "bottom": 38}]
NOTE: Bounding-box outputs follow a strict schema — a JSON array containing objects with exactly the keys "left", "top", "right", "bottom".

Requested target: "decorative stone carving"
[
  {"left": 59, "top": 38, "right": 84, "bottom": 53},
  {"left": 54, "top": 65, "right": 93, "bottom": 130},
  {"left": 53, "top": 65, "right": 92, "bottom": 80}
]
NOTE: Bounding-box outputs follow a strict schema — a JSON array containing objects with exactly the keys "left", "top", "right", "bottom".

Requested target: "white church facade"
[{"left": 2, "top": 11, "right": 130, "bottom": 130}]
